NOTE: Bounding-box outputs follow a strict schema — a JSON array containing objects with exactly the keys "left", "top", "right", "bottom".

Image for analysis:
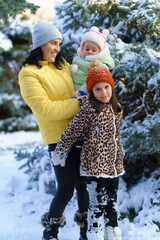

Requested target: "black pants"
[
  {"left": 86, "top": 177, "right": 119, "bottom": 238},
  {"left": 48, "top": 143, "right": 89, "bottom": 218}
]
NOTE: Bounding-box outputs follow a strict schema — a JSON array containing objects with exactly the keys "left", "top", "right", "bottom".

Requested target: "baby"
[{"left": 72, "top": 26, "right": 115, "bottom": 97}]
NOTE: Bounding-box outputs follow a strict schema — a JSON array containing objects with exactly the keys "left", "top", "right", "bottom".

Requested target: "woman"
[{"left": 18, "top": 21, "right": 89, "bottom": 240}]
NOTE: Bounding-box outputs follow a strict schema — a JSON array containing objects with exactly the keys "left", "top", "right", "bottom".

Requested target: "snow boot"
[
  {"left": 74, "top": 210, "right": 88, "bottom": 240},
  {"left": 104, "top": 226, "right": 121, "bottom": 240},
  {"left": 41, "top": 212, "right": 66, "bottom": 240}
]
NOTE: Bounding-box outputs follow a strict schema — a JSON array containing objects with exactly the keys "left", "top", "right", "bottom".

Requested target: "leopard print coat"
[{"left": 53, "top": 95, "right": 125, "bottom": 178}]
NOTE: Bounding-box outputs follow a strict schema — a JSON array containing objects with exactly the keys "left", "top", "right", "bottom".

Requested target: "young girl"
[
  {"left": 51, "top": 63, "right": 125, "bottom": 240},
  {"left": 72, "top": 26, "right": 115, "bottom": 97}
]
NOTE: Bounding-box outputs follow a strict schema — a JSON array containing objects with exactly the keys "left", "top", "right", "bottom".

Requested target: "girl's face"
[
  {"left": 40, "top": 39, "right": 62, "bottom": 62},
  {"left": 82, "top": 41, "right": 100, "bottom": 57},
  {"left": 93, "top": 82, "right": 112, "bottom": 103}
]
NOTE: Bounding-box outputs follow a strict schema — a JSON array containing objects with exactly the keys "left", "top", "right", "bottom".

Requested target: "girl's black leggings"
[
  {"left": 48, "top": 143, "right": 89, "bottom": 218},
  {"left": 86, "top": 177, "right": 119, "bottom": 228}
]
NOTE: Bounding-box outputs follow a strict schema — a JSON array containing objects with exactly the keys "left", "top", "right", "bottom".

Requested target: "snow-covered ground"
[{"left": 0, "top": 131, "right": 159, "bottom": 240}]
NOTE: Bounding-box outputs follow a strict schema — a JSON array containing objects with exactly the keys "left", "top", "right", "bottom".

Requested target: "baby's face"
[{"left": 82, "top": 41, "right": 100, "bottom": 58}]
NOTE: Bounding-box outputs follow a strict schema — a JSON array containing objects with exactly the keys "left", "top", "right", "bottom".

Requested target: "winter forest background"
[{"left": 0, "top": 0, "right": 160, "bottom": 239}]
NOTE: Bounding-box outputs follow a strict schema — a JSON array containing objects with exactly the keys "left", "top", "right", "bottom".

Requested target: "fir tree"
[
  {"left": 0, "top": 0, "right": 39, "bottom": 131},
  {"left": 55, "top": 0, "right": 160, "bottom": 47},
  {"left": 0, "top": 0, "right": 38, "bottom": 25}
]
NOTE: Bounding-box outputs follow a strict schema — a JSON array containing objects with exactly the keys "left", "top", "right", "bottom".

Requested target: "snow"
[
  {"left": 0, "top": 131, "right": 159, "bottom": 240},
  {"left": 0, "top": 32, "right": 13, "bottom": 51},
  {"left": 148, "top": 69, "right": 160, "bottom": 87},
  {"left": 112, "top": 21, "right": 124, "bottom": 34}
]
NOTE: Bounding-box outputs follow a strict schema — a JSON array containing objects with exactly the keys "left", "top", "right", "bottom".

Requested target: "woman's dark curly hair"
[{"left": 22, "top": 47, "right": 65, "bottom": 69}]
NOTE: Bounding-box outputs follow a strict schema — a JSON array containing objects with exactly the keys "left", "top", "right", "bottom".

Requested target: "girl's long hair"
[
  {"left": 22, "top": 47, "right": 65, "bottom": 69},
  {"left": 110, "top": 90, "right": 122, "bottom": 114}
]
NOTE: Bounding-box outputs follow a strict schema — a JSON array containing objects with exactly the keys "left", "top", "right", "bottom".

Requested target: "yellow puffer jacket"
[{"left": 18, "top": 60, "right": 79, "bottom": 145}]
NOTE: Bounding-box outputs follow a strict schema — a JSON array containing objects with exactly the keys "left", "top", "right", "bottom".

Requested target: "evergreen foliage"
[
  {"left": 0, "top": 0, "right": 38, "bottom": 131},
  {"left": 56, "top": 0, "right": 160, "bottom": 47},
  {"left": 14, "top": 146, "right": 56, "bottom": 194},
  {"left": 0, "top": 93, "right": 37, "bottom": 131},
  {"left": 106, "top": 35, "right": 160, "bottom": 186},
  {"left": 0, "top": 0, "right": 39, "bottom": 24},
  {"left": 0, "top": 23, "right": 37, "bottom": 131},
  {"left": 119, "top": 169, "right": 160, "bottom": 226}
]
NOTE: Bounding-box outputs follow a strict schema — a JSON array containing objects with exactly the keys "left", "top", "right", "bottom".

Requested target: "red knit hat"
[{"left": 86, "top": 66, "right": 114, "bottom": 94}]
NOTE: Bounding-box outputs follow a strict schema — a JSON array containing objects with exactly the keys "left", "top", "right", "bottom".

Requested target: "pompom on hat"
[
  {"left": 86, "top": 65, "right": 114, "bottom": 94},
  {"left": 32, "top": 21, "right": 62, "bottom": 50},
  {"left": 78, "top": 26, "right": 109, "bottom": 57}
]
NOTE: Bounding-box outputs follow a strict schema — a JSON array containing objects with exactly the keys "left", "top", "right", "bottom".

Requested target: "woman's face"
[
  {"left": 93, "top": 82, "right": 112, "bottom": 103},
  {"left": 40, "top": 39, "right": 62, "bottom": 62}
]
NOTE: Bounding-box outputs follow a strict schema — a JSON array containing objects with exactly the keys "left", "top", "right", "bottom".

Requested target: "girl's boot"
[
  {"left": 41, "top": 212, "right": 66, "bottom": 240},
  {"left": 74, "top": 210, "right": 88, "bottom": 240},
  {"left": 104, "top": 226, "right": 121, "bottom": 240}
]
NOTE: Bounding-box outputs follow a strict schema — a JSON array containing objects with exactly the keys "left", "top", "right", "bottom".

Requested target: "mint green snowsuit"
[{"left": 72, "top": 45, "right": 115, "bottom": 94}]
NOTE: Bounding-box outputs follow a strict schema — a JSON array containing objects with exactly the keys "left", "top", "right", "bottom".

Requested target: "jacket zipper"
[{"left": 111, "top": 106, "right": 118, "bottom": 176}]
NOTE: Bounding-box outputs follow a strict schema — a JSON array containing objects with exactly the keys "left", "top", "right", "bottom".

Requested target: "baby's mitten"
[{"left": 74, "top": 90, "right": 87, "bottom": 98}]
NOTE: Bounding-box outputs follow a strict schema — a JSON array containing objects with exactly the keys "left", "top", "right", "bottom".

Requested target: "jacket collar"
[{"left": 38, "top": 61, "right": 54, "bottom": 66}]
